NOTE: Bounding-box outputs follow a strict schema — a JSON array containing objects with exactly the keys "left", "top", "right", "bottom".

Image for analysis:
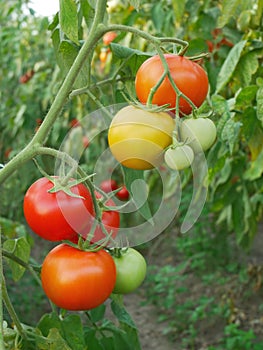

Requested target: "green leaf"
[
  {"left": 47, "top": 328, "right": 72, "bottom": 350},
  {"left": 244, "top": 147, "right": 263, "bottom": 180},
  {"left": 84, "top": 329, "right": 104, "bottom": 350},
  {"left": 110, "top": 297, "right": 136, "bottom": 329},
  {"left": 57, "top": 40, "right": 89, "bottom": 87},
  {"left": 37, "top": 313, "right": 62, "bottom": 337},
  {"left": 88, "top": 304, "right": 106, "bottom": 323},
  {"left": 59, "top": 0, "right": 79, "bottom": 45},
  {"left": 215, "top": 40, "right": 247, "bottom": 94},
  {"left": 3, "top": 237, "right": 31, "bottom": 281},
  {"left": 80, "top": 0, "right": 95, "bottom": 28},
  {"left": 110, "top": 43, "right": 151, "bottom": 73},
  {"left": 221, "top": 116, "right": 242, "bottom": 154},
  {"left": 151, "top": 3, "right": 165, "bottom": 33},
  {"left": 256, "top": 85, "right": 263, "bottom": 126},
  {"left": 234, "top": 51, "right": 259, "bottom": 87},
  {"left": 122, "top": 166, "right": 153, "bottom": 223},
  {"left": 237, "top": 10, "right": 251, "bottom": 31},
  {"left": 235, "top": 85, "right": 258, "bottom": 109},
  {"left": 61, "top": 315, "right": 86, "bottom": 350},
  {"left": 217, "top": 0, "right": 240, "bottom": 28},
  {"left": 172, "top": 0, "right": 186, "bottom": 25}
]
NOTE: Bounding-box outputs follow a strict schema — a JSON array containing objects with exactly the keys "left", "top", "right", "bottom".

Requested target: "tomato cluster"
[
  {"left": 23, "top": 176, "right": 146, "bottom": 311},
  {"left": 108, "top": 53, "right": 216, "bottom": 171}
]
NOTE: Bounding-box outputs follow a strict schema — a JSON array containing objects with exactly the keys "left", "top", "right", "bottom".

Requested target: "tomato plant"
[
  {"left": 135, "top": 54, "right": 209, "bottom": 115},
  {"left": 103, "top": 31, "right": 117, "bottom": 45},
  {"left": 112, "top": 248, "right": 147, "bottom": 294},
  {"left": 41, "top": 244, "right": 116, "bottom": 310},
  {"left": 108, "top": 105, "right": 175, "bottom": 169},
  {"left": 23, "top": 177, "right": 94, "bottom": 241},
  {"left": 180, "top": 117, "right": 217, "bottom": 153},
  {"left": 164, "top": 145, "right": 194, "bottom": 170}
]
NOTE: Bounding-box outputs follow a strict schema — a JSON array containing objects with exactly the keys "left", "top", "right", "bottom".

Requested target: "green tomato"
[
  {"left": 180, "top": 117, "right": 217, "bottom": 153},
  {"left": 112, "top": 248, "right": 147, "bottom": 294},
  {"left": 164, "top": 145, "right": 194, "bottom": 170}
]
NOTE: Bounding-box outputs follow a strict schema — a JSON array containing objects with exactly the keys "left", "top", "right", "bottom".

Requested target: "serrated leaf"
[
  {"left": 216, "top": 40, "right": 247, "bottom": 94},
  {"left": 217, "top": 0, "right": 240, "bottom": 28},
  {"left": 122, "top": 166, "right": 153, "bottom": 223},
  {"left": 59, "top": 0, "right": 79, "bottom": 45},
  {"left": 256, "top": 85, "right": 263, "bottom": 125},
  {"left": 3, "top": 237, "right": 31, "bottom": 281}
]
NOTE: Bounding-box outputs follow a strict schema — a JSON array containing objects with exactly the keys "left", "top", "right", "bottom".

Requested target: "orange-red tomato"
[
  {"left": 103, "top": 31, "right": 117, "bottom": 45},
  {"left": 135, "top": 54, "right": 209, "bottom": 115},
  {"left": 41, "top": 244, "right": 116, "bottom": 310}
]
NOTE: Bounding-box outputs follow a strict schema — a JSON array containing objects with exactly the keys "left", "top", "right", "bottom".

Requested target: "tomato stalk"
[
  {"left": 2, "top": 277, "right": 27, "bottom": 341},
  {"left": 0, "top": 226, "right": 5, "bottom": 350}
]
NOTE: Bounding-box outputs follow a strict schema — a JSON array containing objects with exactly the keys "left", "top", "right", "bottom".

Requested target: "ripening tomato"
[
  {"left": 108, "top": 105, "right": 175, "bottom": 170},
  {"left": 103, "top": 31, "right": 117, "bottom": 45},
  {"left": 180, "top": 117, "right": 217, "bottom": 153},
  {"left": 100, "top": 179, "right": 118, "bottom": 193},
  {"left": 41, "top": 244, "right": 116, "bottom": 310},
  {"left": 135, "top": 54, "right": 209, "bottom": 115},
  {"left": 113, "top": 248, "right": 147, "bottom": 294},
  {"left": 23, "top": 177, "right": 94, "bottom": 241},
  {"left": 164, "top": 145, "right": 194, "bottom": 170}
]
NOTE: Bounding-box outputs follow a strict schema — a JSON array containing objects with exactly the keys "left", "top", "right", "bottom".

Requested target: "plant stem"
[
  {"left": 0, "top": 0, "right": 108, "bottom": 187},
  {"left": 0, "top": 226, "right": 5, "bottom": 350},
  {"left": 2, "top": 277, "right": 27, "bottom": 340}
]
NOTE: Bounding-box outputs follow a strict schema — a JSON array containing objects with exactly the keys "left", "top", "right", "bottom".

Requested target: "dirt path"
[{"left": 124, "top": 292, "right": 175, "bottom": 350}]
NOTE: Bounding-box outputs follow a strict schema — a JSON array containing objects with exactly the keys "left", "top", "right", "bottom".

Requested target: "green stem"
[
  {"left": 2, "top": 277, "right": 27, "bottom": 340},
  {"left": 0, "top": 0, "right": 108, "bottom": 187},
  {"left": 0, "top": 227, "right": 5, "bottom": 350}
]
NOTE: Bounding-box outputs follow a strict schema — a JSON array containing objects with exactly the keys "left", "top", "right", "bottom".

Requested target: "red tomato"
[
  {"left": 23, "top": 177, "right": 94, "bottom": 241},
  {"left": 103, "top": 31, "right": 117, "bottom": 45},
  {"left": 41, "top": 244, "right": 116, "bottom": 310},
  {"left": 135, "top": 54, "right": 209, "bottom": 115},
  {"left": 116, "top": 185, "right": 129, "bottom": 201},
  {"left": 90, "top": 192, "right": 120, "bottom": 245},
  {"left": 100, "top": 179, "right": 118, "bottom": 193}
]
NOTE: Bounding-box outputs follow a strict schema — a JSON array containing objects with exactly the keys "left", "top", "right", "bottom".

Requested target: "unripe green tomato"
[
  {"left": 180, "top": 117, "right": 217, "bottom": 153},
  {"left": 164, "top": 145, "right": 194, "bottom": 170},
  {"left": 113, "top": 248, "right": 147, "bottom": 294}
]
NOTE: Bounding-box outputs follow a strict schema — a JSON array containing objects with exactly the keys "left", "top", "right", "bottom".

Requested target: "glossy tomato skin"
[
  {"left": 23, "top": 177, "right": 94, "bottom": 241},
  {"left": 116, "top": 185, "right": 129, "bottom": 201},
  {"left": 108, "top": 105, "right": 175, "bottom": 170},
  {"left": 100, "top": 179, "right": 118, "bottom": 193},
  {"left": 135, "top": 54, "right": 209, "bottom": 115},
  {"left": 113, "top": 248, "right": 147, "bottom": 294},
  {"left": 41, "top": 244, "right": 116, "bottom": 310}
]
